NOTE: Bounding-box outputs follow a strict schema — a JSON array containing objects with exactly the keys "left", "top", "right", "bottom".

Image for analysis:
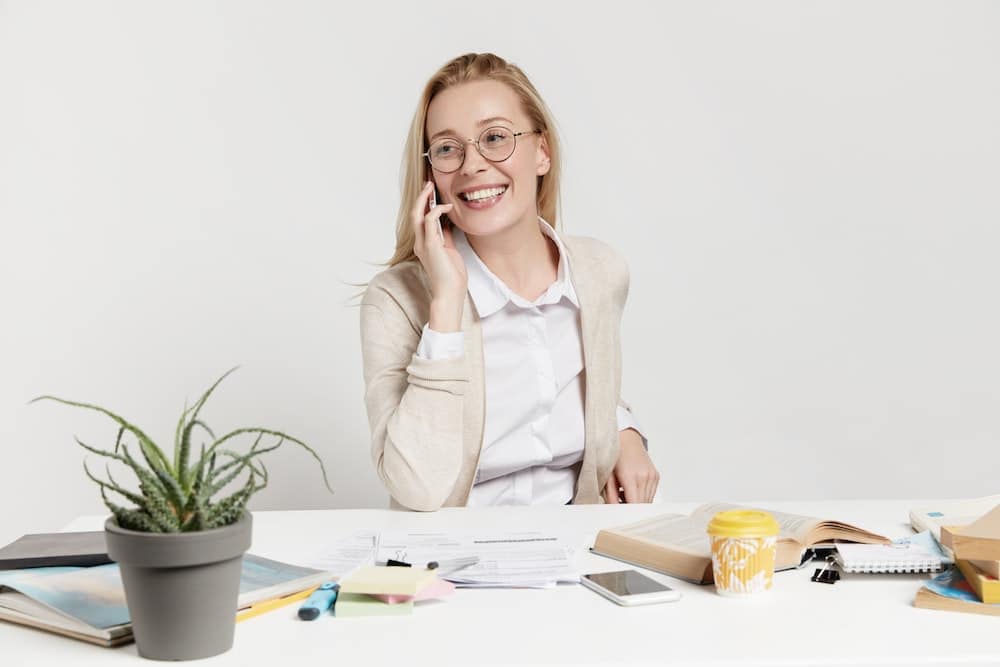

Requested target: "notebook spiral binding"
[
  {"left": 834, "top": 543, "right": 944, "bottom": 574},
  {"left": 836, "top": 560, "right": 943, "bottom": 574}
]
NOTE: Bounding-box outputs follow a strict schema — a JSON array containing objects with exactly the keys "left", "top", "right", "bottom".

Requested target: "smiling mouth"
[{"left": 458, "top": 185, "right": 508, "bottom": 202}]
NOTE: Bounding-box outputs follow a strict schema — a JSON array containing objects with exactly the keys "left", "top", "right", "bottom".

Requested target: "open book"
[
  {"left": 0, "top": 554, "right": 330, "bottom": 647},
  {"left": 591, "top": 502, "right": 889, "bottom": 584}
]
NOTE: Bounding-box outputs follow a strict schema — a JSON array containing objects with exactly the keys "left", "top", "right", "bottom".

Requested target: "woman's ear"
[{"left": 536, "top": 133, "right": 551, "bottom": 176}]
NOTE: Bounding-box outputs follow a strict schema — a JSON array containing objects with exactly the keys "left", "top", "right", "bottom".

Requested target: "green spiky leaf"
[{"left": 35, "top": 369, "right": 332, "bottom": 532}]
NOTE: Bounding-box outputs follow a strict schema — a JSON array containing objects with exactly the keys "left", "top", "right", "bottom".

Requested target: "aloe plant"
[{"left": 32, "top": 368, "right": 332, "bottom": 532}]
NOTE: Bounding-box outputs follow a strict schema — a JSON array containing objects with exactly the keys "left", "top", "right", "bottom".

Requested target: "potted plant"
[{"left": 33, "top": 368, "right": 331, "bottom": 660}]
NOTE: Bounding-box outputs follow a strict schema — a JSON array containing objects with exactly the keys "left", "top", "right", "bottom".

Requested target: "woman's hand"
[
  {"left": 603, "top": 429, "right": 659, "bottom": 503},
  {"left": 412, "top": 181, "right": 468, "bottom": 332}
]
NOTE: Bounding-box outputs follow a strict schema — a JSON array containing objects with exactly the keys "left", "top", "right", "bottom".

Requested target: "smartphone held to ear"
[
  {"left": 429, "top": 187, "right": 446, "bottom": 241},
  {"left": 581, "top": 570, "right": 681, "bottom": 606}
]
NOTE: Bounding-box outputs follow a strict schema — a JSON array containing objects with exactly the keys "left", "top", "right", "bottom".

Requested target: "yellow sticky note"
[{"left": 338, "top": 566, "right": 437, "bottom": 596}]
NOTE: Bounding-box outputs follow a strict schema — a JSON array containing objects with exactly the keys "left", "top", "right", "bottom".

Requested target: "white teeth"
[{"left": 462, "top": 186, "right": 507, "bottom": 201}]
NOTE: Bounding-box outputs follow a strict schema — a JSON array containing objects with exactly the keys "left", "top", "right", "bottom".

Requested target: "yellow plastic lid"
[{"left": 706, "top": 509, "right": 780, "bottom": 538}]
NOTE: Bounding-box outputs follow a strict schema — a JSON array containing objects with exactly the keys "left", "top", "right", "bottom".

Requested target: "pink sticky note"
[{"left": 373, "top": 577, "right": 456, "bottom": 604}]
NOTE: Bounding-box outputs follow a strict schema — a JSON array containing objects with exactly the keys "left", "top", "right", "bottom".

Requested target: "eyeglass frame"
[{"left": 422, "top": 127, "right": 542, "bottom": 173}]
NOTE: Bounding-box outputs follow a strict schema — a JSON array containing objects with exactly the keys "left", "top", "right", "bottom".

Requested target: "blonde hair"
[{"left": 386, "top": 53, "right": 562, "bottom": 267}]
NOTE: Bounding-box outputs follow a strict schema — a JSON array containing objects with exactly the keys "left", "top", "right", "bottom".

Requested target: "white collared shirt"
[{"left": 416, "top": 220, "right": 642, "bottom": 506}]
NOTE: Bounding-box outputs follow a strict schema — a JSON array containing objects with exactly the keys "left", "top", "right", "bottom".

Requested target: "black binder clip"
[
  {"left": 386, "top": 550, "right": 411, "bottom": 567},
  {"left": 811, "top": 556, "right": 841, "bottom": 584}
]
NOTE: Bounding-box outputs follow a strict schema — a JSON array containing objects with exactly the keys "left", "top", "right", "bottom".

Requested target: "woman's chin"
[{"left": 451, "top": 208, "right": 533, "bottom": 239}]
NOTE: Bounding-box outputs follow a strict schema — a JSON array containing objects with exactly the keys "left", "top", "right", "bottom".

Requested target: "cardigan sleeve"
[{"left": 360, "top": 283, "right": 468, "bottom": 511}]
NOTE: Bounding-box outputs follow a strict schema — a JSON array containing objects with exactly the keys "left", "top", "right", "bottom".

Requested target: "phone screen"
[{"left": 583, "top": 570, "right": 671, "bottom": 596}]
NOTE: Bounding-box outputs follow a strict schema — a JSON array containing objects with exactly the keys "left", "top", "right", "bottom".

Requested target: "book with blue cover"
[{"left": 913, "top": 567, "right": 1000, "bottom": 616}]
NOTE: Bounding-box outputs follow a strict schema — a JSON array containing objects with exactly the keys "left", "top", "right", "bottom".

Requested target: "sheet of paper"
[
  {"left": 375, "top": 531, "right": 578, "bottom": 588},
  {"left": 895, "top": 530, "right": 953, "bottom": 564},
  {"left": 294, "top": 531, "right": 377, "bottom": 580}
]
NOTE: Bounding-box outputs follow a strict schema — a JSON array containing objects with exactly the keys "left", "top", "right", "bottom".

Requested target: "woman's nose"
[{"left": 460, "top": 141, "right": 490, "bottom": 176}]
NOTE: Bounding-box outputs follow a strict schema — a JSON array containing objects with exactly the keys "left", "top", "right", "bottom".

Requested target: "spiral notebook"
[{"left": 835, "top": 542, "right": 944, "bottom": 574}]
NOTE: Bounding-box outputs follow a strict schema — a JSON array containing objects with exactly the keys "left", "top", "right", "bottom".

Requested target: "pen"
[
  {"left": 297, "top": 581, "right": 339, "bottom": 621},
  {"left": 237, "top": 586, "right": 317, "bottom": 623},
  {"left": 426, "top": 556, "right": 479, "bottom": 572}
]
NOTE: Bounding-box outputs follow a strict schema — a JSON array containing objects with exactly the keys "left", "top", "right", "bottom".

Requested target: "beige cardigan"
[{"left": 360, "top": 234, "right": 631, "bottom": 511}]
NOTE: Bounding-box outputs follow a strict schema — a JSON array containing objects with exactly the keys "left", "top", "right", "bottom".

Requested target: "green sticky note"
[{"left": 335, "top": 593, "right": 413, "bottom": 617}]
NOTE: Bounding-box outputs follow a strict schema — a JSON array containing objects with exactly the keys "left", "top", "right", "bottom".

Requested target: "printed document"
[{"left": 376, "top": 531, "right": 578, "bottom": 588}]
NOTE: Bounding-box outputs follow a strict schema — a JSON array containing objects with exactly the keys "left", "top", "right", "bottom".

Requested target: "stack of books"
[
  {"left": 914, "top": 503, "right": 1000, "bottom": 616},
  {"left": 0, "top": 553, "right": 332, "bottom": 646}
]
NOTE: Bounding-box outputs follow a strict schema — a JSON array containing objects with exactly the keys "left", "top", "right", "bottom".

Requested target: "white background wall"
[{"left": 2, "top": 1, "right": 998, "bottom": 547}]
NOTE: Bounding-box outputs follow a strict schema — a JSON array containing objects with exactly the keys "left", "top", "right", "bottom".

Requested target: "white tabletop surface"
[{"left": 3, "top": 500, "right": 997, "bottom": 666}]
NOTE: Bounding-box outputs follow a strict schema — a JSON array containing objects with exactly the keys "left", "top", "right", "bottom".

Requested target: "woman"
[{"left": 361, "top": 53, "right": 658, "bottom": 511}]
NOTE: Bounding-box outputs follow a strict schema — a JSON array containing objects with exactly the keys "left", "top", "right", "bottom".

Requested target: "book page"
[
  {"left": 608, "top": 514, "right": 711, "bottom": 554},
  {"left": 691, "top": 502, "right": 820, "bottom": 544}
]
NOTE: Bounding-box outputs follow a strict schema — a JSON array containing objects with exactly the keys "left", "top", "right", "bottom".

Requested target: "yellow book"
[{"left": 955, "top": 559, "right": 1000, "bottom": 604}]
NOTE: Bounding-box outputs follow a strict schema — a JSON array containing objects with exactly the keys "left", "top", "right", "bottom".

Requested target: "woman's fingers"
[
  {"left": 425, "top": 204, "right": 453, "bottom": 246},
  {"left": 613, "top": 464, "right": 660, "bottom": 504},
  {"left": 621, "top": 477, "right": 641, "bottom": 504},
  {"left": 411, "top": 182, "right": 432, "bottom": 253},
  {"left": 603, "top": 470, "right": 621, "bottom": 504},
  {"left": 413, "top": 181, "right": 456, "bottom": 256},
  {"left": 441, "top": 218, "right": 456, "bottom": 249},
  {"left": 646, "top": 469, "right": 660, "bottom": 502}
]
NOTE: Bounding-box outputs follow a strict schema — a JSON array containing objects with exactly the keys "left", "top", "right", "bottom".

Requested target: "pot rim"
[
  {"left": 104, "top": 512, "right": 252, "bottom": 569},
  {"left": 104, "top": 510, "right": 252, "bottom": 538}
]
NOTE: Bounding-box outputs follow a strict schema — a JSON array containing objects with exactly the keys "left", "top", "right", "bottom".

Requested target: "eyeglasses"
[{"left": 423, "top": 126, "right": 541, "bottom": 173}]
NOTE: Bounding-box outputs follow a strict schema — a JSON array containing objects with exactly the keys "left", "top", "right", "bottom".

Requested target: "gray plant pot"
[{"left": 104, "top": 513, "right": 252, "bottom": 661}]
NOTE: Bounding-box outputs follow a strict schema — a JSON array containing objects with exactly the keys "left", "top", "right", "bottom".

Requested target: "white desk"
[{"left": 3, "top": 500, "right": 997, "bottom": 666}]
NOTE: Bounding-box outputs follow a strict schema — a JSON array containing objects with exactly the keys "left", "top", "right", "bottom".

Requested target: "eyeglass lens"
[{"left": 427, "top": 127, "right": 516, "bottom": 172}]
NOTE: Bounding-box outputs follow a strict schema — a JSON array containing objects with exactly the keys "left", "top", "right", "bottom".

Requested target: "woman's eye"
[
  {"left": 484, "top": 132, "right": 507, "bottom": 145},
  {"left": 434, "top": 144, "right": 457, "bottom": 157}
]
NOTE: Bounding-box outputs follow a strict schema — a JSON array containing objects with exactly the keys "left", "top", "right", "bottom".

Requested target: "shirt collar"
[{"left": 453, "top": 218, "right": 579, "bottom": 318}]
